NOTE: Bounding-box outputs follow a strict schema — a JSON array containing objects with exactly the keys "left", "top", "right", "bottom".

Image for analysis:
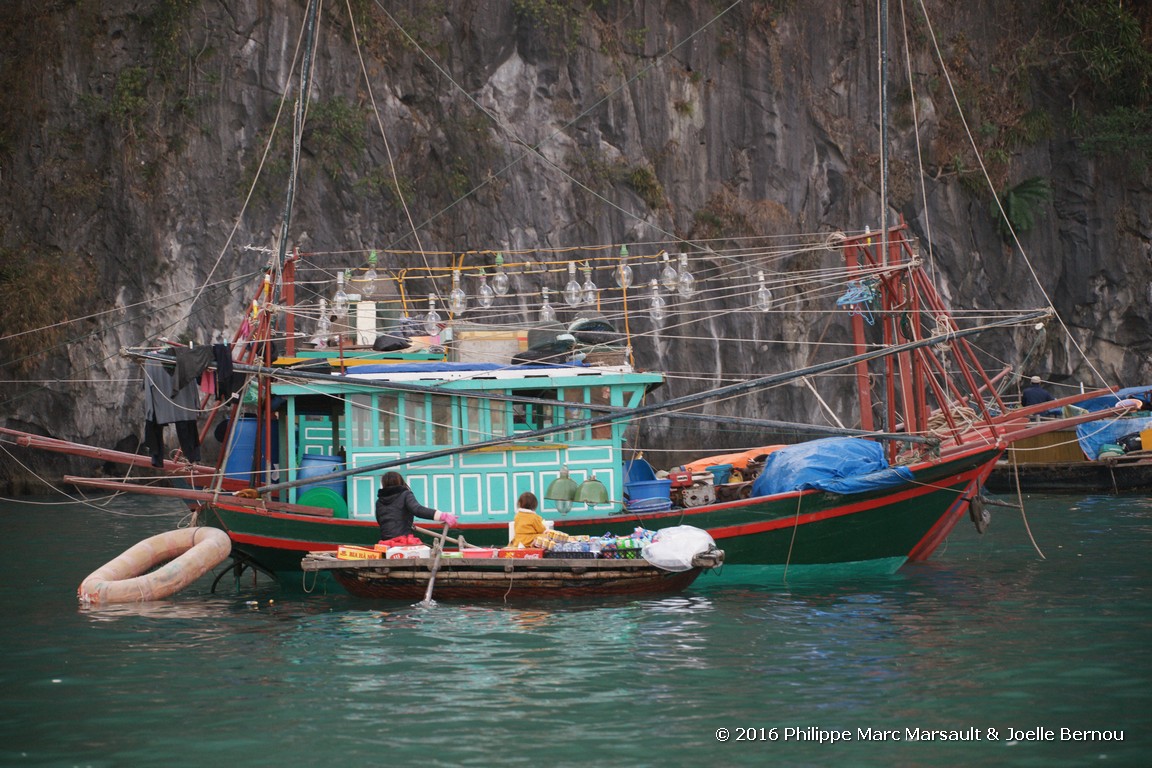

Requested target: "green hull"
[{"left": 205, "top": 446, "right": 999, "bottom": 581}]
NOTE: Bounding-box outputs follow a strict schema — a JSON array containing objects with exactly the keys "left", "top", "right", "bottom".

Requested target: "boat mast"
[
  {"left": 276, "top": 0, "right": 319, "bottom": 276},
  {"left": 849, "top": 0, "right": 892, "bottom": 435},
  {"left": 259, "top": 0, "right": 320, "bottom": 488},
  {"left": 878, "top": 0, "right": 889, "bottom": 257},
  {"left": 277, "top": 0, "right": 319, "bottom": 358}
]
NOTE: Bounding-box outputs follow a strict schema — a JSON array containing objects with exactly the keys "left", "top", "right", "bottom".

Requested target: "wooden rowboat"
[{"left": 301, "top": 549, "right": 724, "bottom": 600}]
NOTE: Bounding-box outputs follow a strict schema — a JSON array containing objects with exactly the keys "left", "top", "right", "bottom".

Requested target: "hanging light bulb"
[
  {"left": 424, "top": 294, "right": 442, "bottom": 335},
  {"left": 581, "top": 264, "right": 597, "bottom": 305},
  {"left": 755, "top": 270, "right": 772, "bottom": 312},
  {"left": 314, "top": 298, "right": 330, "bottom": 346},
  {"left": 477, "top": 269, "right": 495, "bottom": 308},
  {"left": 363, "top": 250, "right": 379, "bottom": 297},
  {"left": 660, "top": 250, "right": 679, "bottom": 291},
  {"left": 563, "top": 262, "right": 582, "bottom": 307},
  {"left": 540, "top": 287, "right": 556, "bottom": 323},
  {"left": 648, "top": 279, "right": 666, "bottom": 322},
  {"left": 615, "top": 244, "right": 633, "bottom": 288},
  {"left": 317, "top": 298, "right": 330, "bottom": 331},
  {"left": 333, "top": 271, "right": 349, "bottom": 319},
  {"left": 449, "top": 269, "right": 467, "bottom": 315},
  {"left": 677, "top": 252, "right": 697, "bottom": 297},
  {"left": 492, "top": 252, "right": 510, "bottom": 296}
]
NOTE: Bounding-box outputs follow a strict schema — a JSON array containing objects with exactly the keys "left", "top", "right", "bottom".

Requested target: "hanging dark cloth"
[
  {"left": 143, "top": 358, "right": 202, "bottom": 466},
  {"left": 144, "top": 359, "right": 199, "bottom": 424},
  {"left": 172, "top": 346, "right": 214, "bottom": 395},
  {"left": 213, "top": 343, "right": 235, "bottom": 401},
  {"left": 145, "top": 419, "right": 200, "bottom": 466}
]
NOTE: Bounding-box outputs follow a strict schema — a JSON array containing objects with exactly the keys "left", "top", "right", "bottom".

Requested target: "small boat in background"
[{"left": 987, "top": 387, "right": 1152, "bottom": 494}]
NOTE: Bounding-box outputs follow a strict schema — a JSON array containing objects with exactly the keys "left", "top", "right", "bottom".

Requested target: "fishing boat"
[
  {"left": 1, "top": 1, "right": 1131, "bottom": 593},
  {"left": 20, "top": 222, "right": 1125, "bottom": 584},
  {"left": 987, "top": 439, "right": 1152, "bottom": 494},
  {"left": 986, "top": 387, "right": 1152, "bottom": 494}
]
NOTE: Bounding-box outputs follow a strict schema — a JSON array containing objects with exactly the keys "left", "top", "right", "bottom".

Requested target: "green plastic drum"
[{"left": 296, "top": 487, "right": 349, "bottom": 519}]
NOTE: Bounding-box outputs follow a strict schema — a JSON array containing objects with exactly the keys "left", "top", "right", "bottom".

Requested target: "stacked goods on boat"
[
  {"left": 625, "top": 447, "right": 781, "bottom": 511},
  {"left": 532, "top": 527, "right": 656, "bottom": 559},
  {"left": 326, "top": 526, "right": 715, "bottom": 567},
  {"left": 336, "top": 543, "right": 431, "bottom": 560}
]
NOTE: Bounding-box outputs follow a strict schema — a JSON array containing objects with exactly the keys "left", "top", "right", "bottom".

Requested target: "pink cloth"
[{"left": 378, "top": 534, "right": 422, "bottom": 548}]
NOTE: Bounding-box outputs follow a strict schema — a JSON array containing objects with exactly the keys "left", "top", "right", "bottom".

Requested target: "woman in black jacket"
[{"left": 375, "top": 471, "right": 458, "bottom": 547}]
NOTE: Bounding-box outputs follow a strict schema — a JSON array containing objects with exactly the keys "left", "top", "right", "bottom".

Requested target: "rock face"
[{"left": 1, "top": 0, "right": 1149, "bottom": 490}]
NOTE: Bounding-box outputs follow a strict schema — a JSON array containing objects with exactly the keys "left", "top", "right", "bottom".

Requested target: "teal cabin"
[{"left": 267, "top": 362, "right": 663, "bottom": 524}]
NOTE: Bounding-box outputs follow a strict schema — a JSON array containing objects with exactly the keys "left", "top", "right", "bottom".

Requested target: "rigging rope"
[{"left": 914, "top": 0, "right": 1111, "bottom": 392}]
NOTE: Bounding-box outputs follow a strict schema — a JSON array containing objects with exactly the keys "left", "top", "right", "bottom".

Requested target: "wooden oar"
[
  {"left": 413, "top": 525, "right": 485, "bottom": 549},
  {"left": 421, "top": 522, "right": 449, "bottom": 605}
]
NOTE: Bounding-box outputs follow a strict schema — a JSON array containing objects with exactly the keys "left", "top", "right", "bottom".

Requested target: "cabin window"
[
  {"left": 590, "top": 385, "right": 612, "bottom": 439},
  {"left": 488, "top": 395, "right": 508, "bottom": 439},
  {"left": 460, "top": 397, "right": 481, "bottom": 443},
  {"left": 513, "top": 387, "right": 556, "bottom": 430},
  {"left": 404, "top": 393, "right": 428, "bottom": 446},
  {"left": 430, "top": 394, "right": 453, "bottom": 446},
  {"left": 555, "top": 387, "right": 586, "bottom": 441},
  {"left": 377, "top": 394, "right": 399, "bottom": 446},
  {"left": 349, "top": 394, "right": 373, "bottom": 448}
]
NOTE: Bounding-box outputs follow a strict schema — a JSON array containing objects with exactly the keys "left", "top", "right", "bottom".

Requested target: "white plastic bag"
[{"left": 641, "top": 525, "right": 715, "bottom": 571}]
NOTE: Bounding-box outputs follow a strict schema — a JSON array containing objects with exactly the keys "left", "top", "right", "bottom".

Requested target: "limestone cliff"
[{"left": 1, "top": 0, "right": 1149, "bottom": 490}]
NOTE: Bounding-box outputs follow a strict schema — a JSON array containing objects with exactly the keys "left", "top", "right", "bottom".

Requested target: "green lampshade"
[
  {"left": 545, "top": 471, "right": 579, "bottom": 502},
  {"left": 576, "top": 474, "right": 609, "bottom": 504}
]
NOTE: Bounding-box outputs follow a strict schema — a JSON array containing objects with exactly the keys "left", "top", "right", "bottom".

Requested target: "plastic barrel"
[
  {"left": 298, "top": 454, "right": 346, "bottom": 498},
  {"left": 223, "top": 416, "right": 259, "bottom": 480}
]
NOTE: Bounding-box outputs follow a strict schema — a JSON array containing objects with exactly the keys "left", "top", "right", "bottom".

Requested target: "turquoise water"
[{"left": 0, "top": 492, "right": 1148, "bottom": 766}]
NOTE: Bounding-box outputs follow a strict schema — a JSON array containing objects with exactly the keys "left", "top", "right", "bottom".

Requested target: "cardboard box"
[
  {"left": 499, "top": 548, "right": 544, "bottom": 559},
  {"left": 337, "top": 545, "right": 384, "bottom": 561},
  {"left": 385, "top": 545, "right": 431, "bottom": 559},
  {"left": 450, "top": 329, "right": 527, "bottom": 364}
]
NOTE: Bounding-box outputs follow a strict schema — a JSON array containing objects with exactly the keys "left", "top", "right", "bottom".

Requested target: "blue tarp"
[
  {"left": 1073, "top": 385, "right": 1152, "bottom": 413},
  {"left": 1066, "top": 385, "right": 1152, "bottom": 459},
  {"left": 1076, "top": 416, "right": 1152, "bottom": 459},
  {"left": 750, "top": 437, "right": 914, "bottom": 497}
]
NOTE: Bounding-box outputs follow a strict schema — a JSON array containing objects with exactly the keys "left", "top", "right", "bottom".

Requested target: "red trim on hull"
[
  {"left": 906, "top": 456, "right": 999, "bottom": 561},
  {"left": 225, "top": 532, "right": 328, "bottom": 552},
  {"left": 705, "top": 462, "right": 987, "bottom": 541},
  {"left": 209, "top": 444, "right": 1001, "bottom": 574}
]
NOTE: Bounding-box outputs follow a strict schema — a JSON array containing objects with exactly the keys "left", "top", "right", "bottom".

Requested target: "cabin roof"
[
  {"left": 344, "top": 361, "right": 644, "bottom": 381},
  {"left": 269, "top": 361, "right": 663, "bottom": 396}
]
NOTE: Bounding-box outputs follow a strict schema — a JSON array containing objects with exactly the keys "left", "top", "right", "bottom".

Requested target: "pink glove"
[{"left": 434, "top": 511, "right": 458, "bottom": 528}]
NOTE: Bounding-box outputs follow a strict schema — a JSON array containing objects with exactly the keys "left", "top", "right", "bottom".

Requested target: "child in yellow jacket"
[{"left": 509, "top": 491, "right": 546, "bottom": 547}]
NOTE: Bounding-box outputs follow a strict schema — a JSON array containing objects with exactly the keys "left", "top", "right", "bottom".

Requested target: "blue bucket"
[
  {"left": 624, "top": 478, "right": 671, "bottom": 502},
  {"left": 298, "top": 454, "right": 346, "bottom": 498}
]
